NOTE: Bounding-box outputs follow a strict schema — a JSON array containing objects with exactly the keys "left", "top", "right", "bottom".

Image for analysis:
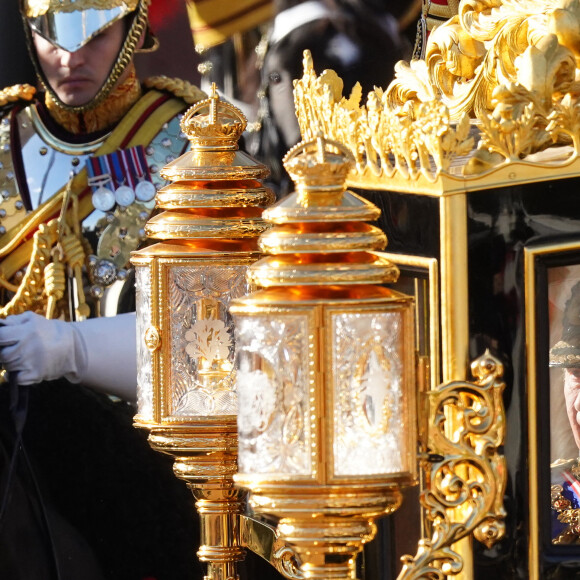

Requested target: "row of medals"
[{"left": 92, "top": 178, "right": 156, "bottom": 211}]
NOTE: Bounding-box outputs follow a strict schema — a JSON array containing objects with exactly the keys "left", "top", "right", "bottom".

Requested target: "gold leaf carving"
[
  {"left": 294, "top": 55, "right": 474, "bottom": 184},
  {"left": 476, "top": 83, "right": 547, "bottom": 162},
  {"left": 547, "top": 92, "right": 580, "bottom": 150},
  {"left": 294, "top": 0, "right": 580, "bottom": 184}
]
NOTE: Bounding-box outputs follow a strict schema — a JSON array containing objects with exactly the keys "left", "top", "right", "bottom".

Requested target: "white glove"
[{"left": 0, "top": 311, "right": 137, "bottom": 401}]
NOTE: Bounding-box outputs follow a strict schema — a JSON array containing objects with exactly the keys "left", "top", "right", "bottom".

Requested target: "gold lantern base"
[
  {"left": 145, "top": 420, "right": 246, "bottom": 580},
  {"left": 240, "top": 485, "right": 403, "bottom": 580}
]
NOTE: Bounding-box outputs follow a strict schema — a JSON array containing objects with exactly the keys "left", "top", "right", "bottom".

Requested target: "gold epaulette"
[
  {"left": 0, "top": 84, "right": 36, "bottom": 108},
  {"left": 143, "top": 76, "right": 207, "bottom": 105}
]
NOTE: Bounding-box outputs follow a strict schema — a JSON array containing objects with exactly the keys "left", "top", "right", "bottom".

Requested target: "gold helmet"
[{"left": 21, "top": 0, "right": 153, "bottom": 112}]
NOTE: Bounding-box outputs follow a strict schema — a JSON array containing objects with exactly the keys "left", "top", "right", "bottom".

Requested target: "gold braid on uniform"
[
  {"left": 0, "top": 84, "right": 36, "bottom": 107},
  {"left": 45, "top": 66, "right": 142, "bottom": 134},
  {"left": 143, "top": 76, "right": 207, "bottom": 105},
  {"left": 0, "top": 188, "right": 90, "bottom": 320},
  {"left": 0, "top": 220, "right": 59, "bottom": 318}
]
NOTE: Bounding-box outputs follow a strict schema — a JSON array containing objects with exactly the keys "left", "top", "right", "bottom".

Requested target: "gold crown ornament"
[
  {"left": 159, "top": 84, "right": 268, "bottom": 188},
  {"left": 283, "top": 134, "right": 354, "bottom": 194},
  {"left": 180, "top": 84, "right": 246, "bottom": 151},
  {"left": 144, "top": 84, "right": 273, "bottom": 243},
  {"left": 249, "top": 134, "right": 398, "bottom": 288}
]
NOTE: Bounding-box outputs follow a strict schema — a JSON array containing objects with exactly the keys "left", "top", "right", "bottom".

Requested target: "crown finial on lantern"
[
  {"left": 283, "top": 134, "right": 354, "bottom": 197},
  {"left": 180, "top": 83, "right": 247, "bottom": 151}
]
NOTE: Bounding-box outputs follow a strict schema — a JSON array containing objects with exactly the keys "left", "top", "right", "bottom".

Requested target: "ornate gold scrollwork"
[{"left": 397, "top": 350, "right": 506, "bottom": 579}]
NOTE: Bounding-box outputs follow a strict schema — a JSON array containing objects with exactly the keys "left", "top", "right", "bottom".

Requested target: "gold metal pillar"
[
  {"left": 439, "top": 193, "right": 470, "bottom": 383},
  {"left": 439, "top": 192, "right": 473, "bottom": 580}
]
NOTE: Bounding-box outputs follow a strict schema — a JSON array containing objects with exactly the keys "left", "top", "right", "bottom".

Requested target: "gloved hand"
[{"left": 0, "top": 311, "right": 137, "bottom": 401}]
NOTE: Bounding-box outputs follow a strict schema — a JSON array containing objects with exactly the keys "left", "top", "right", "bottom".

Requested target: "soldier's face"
[
  {"left": 33, "top": 19, "right": 126, "bottom": 107},
  {"left": 564, "top": 368, "right": 580, "bottom": 449}
]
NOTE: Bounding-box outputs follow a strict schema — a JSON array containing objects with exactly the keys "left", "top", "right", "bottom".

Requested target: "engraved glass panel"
[
  {"left": 135, "top": 265, "right": 153, "bottom": 420},
  {"left": 169, "top": 264, "right": 250, "bottom": 417},
  {"left": 333, "top": 311, "right": 407, "bottom": 476},
  {"left": 235, "top": 314, "right": 312, "bottom": 476}
]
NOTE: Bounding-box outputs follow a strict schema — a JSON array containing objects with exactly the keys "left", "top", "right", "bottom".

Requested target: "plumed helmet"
[{"left": 20, "top": 0, "right": 154, "bottom": 112}]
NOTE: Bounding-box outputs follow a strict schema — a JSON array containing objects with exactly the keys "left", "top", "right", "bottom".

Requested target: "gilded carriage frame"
[
  {"left": 379, "top": 252, "right": 441, "bottom": 570},
  {"left": 383, "top": 252, "right": 440, "bottom": 392}
]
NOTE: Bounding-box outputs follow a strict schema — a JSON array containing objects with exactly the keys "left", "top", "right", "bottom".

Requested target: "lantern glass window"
[
  {"left": 236, "top": 312, "right": 313, "bottom": 477},
  {"left": 331, "top": 310, "right": 409, "bottom": 477},
  {"left": 168, "top": 263, "right": 251, "bottom": 417}
]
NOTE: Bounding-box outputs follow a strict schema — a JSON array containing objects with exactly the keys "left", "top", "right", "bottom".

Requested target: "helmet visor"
[{"left": 28, "top": 7, "right": 131, "bottom": 52}]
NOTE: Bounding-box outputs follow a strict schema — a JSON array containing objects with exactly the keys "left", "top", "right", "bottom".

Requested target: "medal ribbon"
[
  {"left": 109, "top": 152, "right": 126, "bottom": 189},
  {"left": 88, "top": 146, "right": 152, "bottom": 192}
]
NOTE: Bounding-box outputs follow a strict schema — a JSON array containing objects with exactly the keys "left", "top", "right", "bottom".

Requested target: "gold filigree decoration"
[
  {"left": 396, "top": 350, "right": 506, "bottom": 579},
  {"left": 294, "top": 0, "right": 580, "bottom": 183}
]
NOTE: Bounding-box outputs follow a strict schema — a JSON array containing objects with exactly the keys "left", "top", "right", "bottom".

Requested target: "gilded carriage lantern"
[
  {"left": 131, "top": 84, "right": 275, "bottom": 580},
  {"left": 230, "top": 135, "right": 418, "bottom": 580}
]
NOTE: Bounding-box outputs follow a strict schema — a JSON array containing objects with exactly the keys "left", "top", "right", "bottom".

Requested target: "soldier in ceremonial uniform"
[
  {"left": 0, "top": 1, "right": 206, "bottom": 578},
  {"left": 0, "top": 0, "right": 206, "bottom": 394}
]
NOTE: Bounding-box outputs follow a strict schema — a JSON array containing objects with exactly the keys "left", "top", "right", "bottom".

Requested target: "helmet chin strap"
[{"left": 23, "top": 0, "right": 149, "bottom": 114}]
